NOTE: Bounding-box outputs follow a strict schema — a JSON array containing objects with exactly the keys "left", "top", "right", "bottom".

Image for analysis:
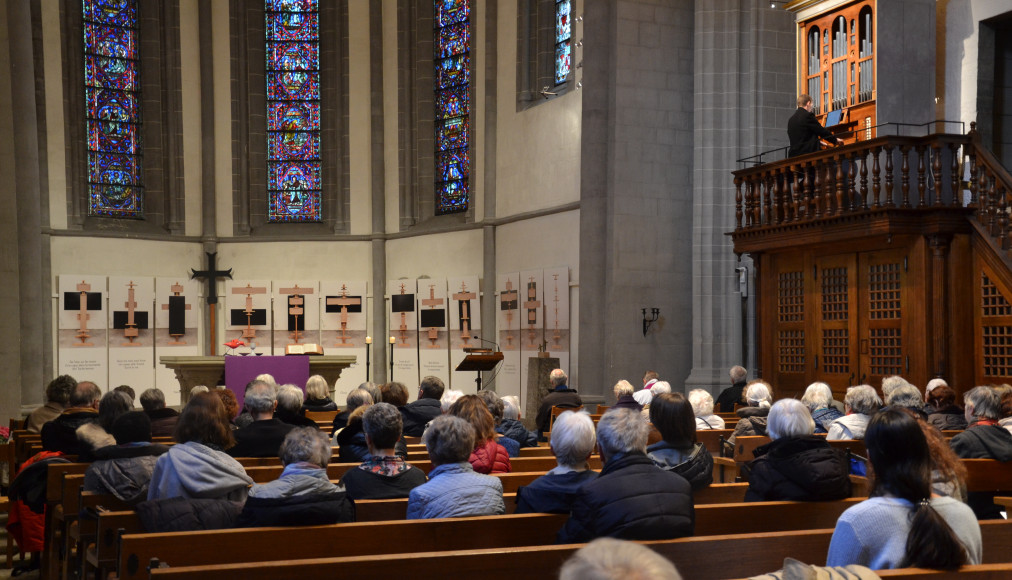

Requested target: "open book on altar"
[{"left": 285, "top": 343, "right": 324, "bottom": 355}]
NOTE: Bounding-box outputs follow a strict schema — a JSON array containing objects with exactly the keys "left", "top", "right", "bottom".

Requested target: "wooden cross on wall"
[
  {"left": 550, "top": 273, "right": 562, "bottom": 349},
  {"left": 501, "top": 279, "right": 518, "bottom": 348},
  {"left": 326, "top": 285, "right": 361, "bottom": 347},
  {"left": 160, "top": 282, "right": 192, "bottom": 345},
  {"left": 279, "top": 284, "right": 315, "bottom": 344},
  {"left": 421, "top": 284, "right": 444, "bottom": 348},
  {"left": 121, "top": 280, "right": 141, "bottom": 346},
  {"left": 190, "top": 252, "right": 233, "bottom": 355},
  {"left": 452, "top": 281, "right": 477, "bottom": 347},
  {"left": 232, "top": 283, "right": 268, "bottom": 343},
  {"left": 74, "top": 280, "right": 94, "bottom": 347},
  {"left": 524, "top": 276, "right": 541, "bottom": 349}
]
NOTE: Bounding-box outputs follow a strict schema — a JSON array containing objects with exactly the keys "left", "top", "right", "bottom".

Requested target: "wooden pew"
[
  {"left": 304, "top": 410, "right": 338, "bottom": 423},
  {"left": 695, "top": 429, "right": 733, "bottom": 457},
  {"left": 143, "top": 520, "right": 1012, "bottom": 580},
  {"left": 42, "top": 463, "right": 89, "bottom": 579},
  {"left": 878, "top": 563, "right": 1012, "bottom": 578}
]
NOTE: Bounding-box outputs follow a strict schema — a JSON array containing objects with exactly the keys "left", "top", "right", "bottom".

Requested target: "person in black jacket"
[
  {"left": 926, "top": 385, "right": 968, "bottom": 431},
  {"left": 715, "top": 365, "right": 747, "bottom": 413},
  {"left": 400, "top": 376, "right": 445, "bottom": 437},
  {"left": 557, "top": 408, "right": 693, "bottom": 544},
  {"left": 536, "top": 369, "right": 583, "bottom": 440},
  {"left": 950, "top": 386, "right": 1012, "bottom": 519},
  {"left": 227, "top": 381, "right": 295, "bottom": 458},
  {"left": 341, "top": 403, "right": 427, "bottom": 499},
  {"left": 647, "top": 392, "right": 713, "bottom": 491},
  {"left": 744, "top": 398, "right": 851, "bottom": 502},
  {"left": 274, "top": 385, "right": 319, "bottom": 428},
  {"left": 331, "top": 387, "right": 373, "bottom": 435},
  {"left": 515, "top": 410, "right": 597, "bottom": 514},
  {"left": 788, "top": 94, "right": 840, "bottom": 157}
]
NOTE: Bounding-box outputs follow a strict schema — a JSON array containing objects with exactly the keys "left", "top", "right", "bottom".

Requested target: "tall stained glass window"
[
  {"left": 266, "top": 0, "right": 321, "bottom": 222},
  {"left": 84, "top": 0, "right": 143, "bottom": 218},
  {"left": 434, "top": 0, "right": 470, "bottom": 215},
  {"left": 554, "top": 0, "right": 571, "bottom": 85}
]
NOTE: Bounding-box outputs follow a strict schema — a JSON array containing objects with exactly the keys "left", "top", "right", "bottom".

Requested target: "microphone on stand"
[{"left": 470, "top": 335, "right": 501, "bottom": 352}]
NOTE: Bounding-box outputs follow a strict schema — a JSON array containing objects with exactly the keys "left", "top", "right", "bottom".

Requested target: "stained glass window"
[
  {"left": 554, "top": 0, "right": 571, "bottom": 85},
  {"left": 84, "top": 0, "right": 143, "bottom": 218},
  {"left": 434, "top": 0, "right": 470, "bottom": 214},
  {"left": 266, "top": 0, "right": 321, "bottom": 222}
]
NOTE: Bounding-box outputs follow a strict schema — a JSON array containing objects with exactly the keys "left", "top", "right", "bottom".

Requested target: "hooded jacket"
[
  {"left": 647, "top": 441, "right": 714, "bottom": 491},
  {"left": 469, "top": 439, "right": 512, "bottom": 474},
  {"left": 556, "top": 451, "right": 694, "bottom": 544},
  {"left": 83, "top": 442, "right": 170, "bottom": 505},
  {"left": 743, "top": 436, "right": 851, "bottom": 502},
  {"left": 827, "top": 413, "right": 872, "bottom": 440},
  {"left": 147, "top": 441, "right": 253, "bottom": 502},
  {"left": 950, "top": 423, "right": 1012, "bottom": 519},
  {"left": 236, "top": 462, "right": 355, "bottom": 527},
  {"left": 927, "top": 407, "right": 968, "bottom": 431}
]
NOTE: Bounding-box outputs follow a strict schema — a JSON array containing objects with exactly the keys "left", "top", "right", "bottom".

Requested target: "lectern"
[{"left": 455, "top": 348, "right": 504, "bottom": 391}]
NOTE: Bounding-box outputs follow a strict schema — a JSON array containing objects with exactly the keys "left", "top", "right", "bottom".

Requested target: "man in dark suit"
[
  {"left": 787, "top": 94, "right": 839, "bottom": 157},
  {"left": 228, "top": 380, "right": 294, "bottom": 458}
]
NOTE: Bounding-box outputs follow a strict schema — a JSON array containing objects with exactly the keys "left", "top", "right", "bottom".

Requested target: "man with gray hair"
[
  {"left": 557, "top": 408, "right": 693, "bottom": 543},
  {"left": 827, "top": 385, "right": 881, "bottom": 440},
  {"left": 41, "top": 380, "right": 102, "bottom": 454},
  {"left": 331, "top": 387, "right": 374, "bottom": 434},
  {"left": 951, "top": 386, "right": 1012, "bottom": 519},
  {"left": 139, "top": 388, "right": 180, "bottom": 437},
  {"left": 884, "top": 383, "right": 927, "bottom": 415},
  {"left": 880, "top": 375, "right": 912, "bottom": 403},
  {"left": 535, "top": 368, "right": 583, "bottom": 440},
  {"left": 228, "top": 380, "right": 295, "bottom": 458},
  {"left": 716, "top": 365, "right": 749, "bottom": 412},
  {"left": 275, "top": 384, "right": 318, "bottom": 428},
  {"left": 400, "top": 376, "right": 445, "bottom": 437},
  {"left": 516, "top": 410, "right": 597, "bottom": 514}
]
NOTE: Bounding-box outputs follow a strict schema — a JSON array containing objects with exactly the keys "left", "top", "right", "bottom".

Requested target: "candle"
[
  {"left": 389, "top": 336, "right": 396, "bottom": 344},
  {"left": 365, "top": 336, "right": 372, "bottom": 344}
]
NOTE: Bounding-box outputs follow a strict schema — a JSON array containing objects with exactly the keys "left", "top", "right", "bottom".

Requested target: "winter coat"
[
  {"left": 497, "top": 435, "right": 521, "bottom": 458},
  {"left": 927, "top": 408, "right": 968, "bottom": 431},
  {"left": 515, "top": 468, "right": 598, "bottom": 514},
  {"left": 330, "top": 410, "right": 351, "bottom": 434},
  {"left": 743, "top": 436, "right": 852, "bottom": 502},
  {"left": 40, "top": 408, "right": 99, "bottom": 455},
  {"left": 647, "top": 441, "right": 714, "bottom": 491},
  {"left": 336, "top": 422, "right": 370, "bottom": 463},
  {"left": 536, "top": 388, "right": 583, "bottom": 434},
  {"left": 75, "top": 422, "right": 116, "bottom": 462},
  {"left": 556, "top": 451, "right": 694, "bottom": 544},
  {"left": 144, "top": 407, "right": 180, "bottom": 438},
  {"left": 136, "top": 496, "right": 243, "bottom": 532},
  {"left": 497, "top": 418, "right": 538, "bottom": 448},
  {"left": 236, "top": 462, "right": 355, "bottom": 527},
  {"left": 725, "top": 407, "right": 770, "bottom": 452},
  {"left": 406, "top": 462, "right": 505, "bottom": 519},
  {"left": 715, "top": 381, "right": 747, "bottom": 413},
  {"left": 811, "top": 407, "right": 844, "bottom": 434},
  {"left": 469, "top": 439, "right": 512, "bottom": 474},
  {"left": 613, "top": 395, "right": 643, "bottom": 412},
  {"left": 83, "top": 442, "right": 170, "bottom": 505},
  {"left": 7, "top": 452, "right": 68, "bottom": 552},
  {"left": 400, "top": 398, "right": 443, "bottom": 437},
  {"left": 827, "top": 413, "right": 872, "bottom": 440},
  {"left": 228, "top": 418, "right": 296, "bottom": 458},
  {"left": 25, "top": 402, "right": 64, "bottom": 434},
  {"left": 147, "top": 441, "right": 253, "bottom": 502},
  {"left": 950, "top": 423, "right": 1012, "bottom": 519},
  {"left": 302, "top": 397, "right": 337, "bottom": 413},
  {"left": 275, "top": 408, "right": 319, "bottom": 429}
]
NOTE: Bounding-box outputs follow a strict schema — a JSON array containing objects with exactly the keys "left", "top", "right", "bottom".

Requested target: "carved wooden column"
[{"left": 928, "top": 234, "right": 951, "bottom": 380}]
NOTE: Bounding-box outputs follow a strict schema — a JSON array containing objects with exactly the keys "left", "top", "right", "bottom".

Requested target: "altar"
[{"left": 160, "top": 355, "right": 356, "bottom": 404}]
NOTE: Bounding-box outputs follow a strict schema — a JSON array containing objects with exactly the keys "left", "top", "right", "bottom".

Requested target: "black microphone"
[{"left": 471, "top": 335, "right": 501, "bottom": 352}]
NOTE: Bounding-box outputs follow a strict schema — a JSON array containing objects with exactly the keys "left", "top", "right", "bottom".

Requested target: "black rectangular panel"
[
  {"left": 500, "top": 299, "right": 517, "bottom": 310},
  {"left": 230, "top": 309, "right": 267, "bottom": 326},
  {"left": 168, "top": 296, "right": 186, "bottom": 335},
  {"left": 420, "top": 309, "right": 445, "bottom": 328},
  {"left": 64, "top": 291, "right": 102, "bottom": 311},
  {"left": 325, "top": 296, "right": 362, "bottom": 313},
  {"left": 391, "top": 294, "right": 415, "bottom": 313},
  {"left": 112, "top": 311, "right": 149, "bottom": 329}
]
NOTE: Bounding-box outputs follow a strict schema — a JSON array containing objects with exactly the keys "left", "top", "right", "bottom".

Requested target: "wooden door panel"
[
  {"left": 766, "top": 253, "right": 809, "bottom": 396},
  {"left": 858, "top": 250, "right": 907, "bottom": 387},
  {"left": 975, "top": 259, "right": 1012, "bottom": 385},
  {"left": 814, "top": 254, "right": 858, "bottom": 397}
]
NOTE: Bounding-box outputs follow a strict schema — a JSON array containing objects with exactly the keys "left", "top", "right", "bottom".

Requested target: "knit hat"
[{"left": 112, "top": 411, "right": 152, "bottom": 445}]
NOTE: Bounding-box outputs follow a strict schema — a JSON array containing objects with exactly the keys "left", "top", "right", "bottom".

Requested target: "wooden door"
[
  {"left": 857, "top": 249, "right": 908, "bottom": 386},
  {"left": 814, "top": 254, "right": 859, "bottom": 397},
  {"left": 763, "top": 253, "right": 809, "bottom": 397}
]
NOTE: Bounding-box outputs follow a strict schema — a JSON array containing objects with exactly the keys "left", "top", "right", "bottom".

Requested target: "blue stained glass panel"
[
  {"left": 437, "top": 181, "right": 468, "bottom": 213},
  {"left": 87, "top": 87, "right": 139, "bottom": 122},
  {"left": 85, "top": 56, "right": 137, "bottom": 91},
  {"left": 88, "top": 121, "right": 140, "bottom": 154},
  {"left": 555, "top": 43, "right": 571, "bottom": 84},
  {"left": 436, "top": 86, "right": 469, "bottom": 119},
  {"left": 89, "top": 151, "right": 141, "bottom": 184},
  {"left": 269, "top": 161, "right": 322, "bottom": 191},
  {"left": 89, "top": 185, "right": 143, "bottom": 217},
  {"left": 436, "top": 117, "right": 469, "bottom": 152},
  {"left": 555, "top": 0, "right": 571, "bottom": 44},
  {"left": 267, "top": 11, "right": 318, "bottom": 41},
  {"left": 266, "top": 0, "right": 317, "bottom": 11},
  {"left": 266, "top": 71, "right": 320, "bottom": 101},
  {"left": 435, "top": 0, "right": 469, "bottom": 27},
  {"left": 436, "top": 23, "right": 469, "bottom": 59},
  {"left": 267, "top": 42, "right": 319, "bottom": 71},
  {"left": 270, "top": 190, "right": 321, "bottom": 222},
  {"left": 267, "top": 101, "right": 320, "bottom": 131},
  {"left": 437, "top": 150, "right": 469, "bottom": 182},
  {"left": 268, "top": 131, "right": 320, "bottom": 160},
  {"left": 85, "top": 23, "right": 137, "bottom": 59},
  {"left": 84, "top": 0, "right": 137, "bottom": 28},
  {"left": 435, "top": 55, "right": 469, "bottom": 89}
]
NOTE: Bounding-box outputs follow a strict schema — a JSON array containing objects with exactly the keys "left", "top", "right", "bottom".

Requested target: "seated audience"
[
  {"left": 726, "top": 380, "right": 773, "bottom": 449},
  {"left": 449, "top": 394, "right": 512, "bottom": 473},
  {"left": 477, "top": 389, "right": 521, "bottom": 457},
  {"left": 360, "top": 382, "right": 382, "bottom": 408},
  {"left": 515, "top": 410, "right": 597, "bottom": 514},
  {"left": 301, "top": 374, "right": 337, "bottom": 412},
  {"left": 639, "top": 381, "right": 671, "bottom": 417},
  {"left": 632, "top": 371, "right": 659, "bottom": 407},
  {"left": 647, "top": 393, "right": 713, "bottom": 491},
  {"left": 340, "top": 403, "right": 427, "bottom": 499},
  {"left": 885, "top": 384, "right": 927, "bottom": 416},
  {"left": 234, "top": 374, "right": 276, "bottom": 428},
  {"left": 336, "top": 404, "right": 372, "bottom": 463},
  {"left": 441, "top": 389, "right": 464, "bottom": 413},
  {"left": 827, "top": 408, "right": 981, "bottom": 570},
  {"left": 926, "top": 385, "right": 967, "bottom": 431},
  {"left": 331, "top": 387, "right": 373, "bottom": 434},
  {"left": 715, "top": 365, "right": 748, "bottom": 413},
  {"left": 237, "top": 427, "right": 354, "bottom": 527},
  {"left": 140, "top": 388, "right": 181, "bottom": 437},
  {"left": 559, "top": 537, "right": 683, "bottom": 580},
  {"left": 744, "top": 399, "right": 850, "bottom": 502},
  {"left": 949, "top": 385, "right": 1012, "bottom": 519},
  {"left": 379, "top": 382, "right": 409, "bottom": 407},
  {"left": 801, "top": 382, "right": 843, "bottom": 433},
  {"left": 880, "top": 375, "right": 913, "bottom": 406},
  {"left": 114, "top": 385, "right": 136, "bottom": 406},
  {"left": 536, "top": 368, "right": 583, "bottom": 439},
  {"left": 923, "top": 378, "right": 949, "bottom": 414},
  {"left": 26, "top": 375, "right": 75, "bottom": 433},
  {"left": 611, "top": 380, "right": 642, "bottom": 412},
  {"left": 557, "top": 408, "right": 694, "bottom": 543},
  {"left": 400, "top": 376, "right": 445, "bottom": 436},
  {"left": 406, "top": 415, "right": 505, "bottom": 519},
  {"left": 148, "top": 392, "right": 253, "bottom": 501},
  {"left": 41, "top": 380, "right": 102, "bottom": 455},
  {"left": 213, "top": 387, "right": 241, "bottom": 430},
  {"left": 84, "top": 411, "right": 169, "bottom": 505},
  {"left": 688, "top": 389, "right": 724, "bottom": 429},
  {"left": 227, "top": 380, "right": 295, "bottom": 458},
  {"left": 1001, "top": 390, "right": 1012, "bottom": 436},
  {"left": 77, "top": 390, "right": 133, "bottom": 461},
  {"left": 275, "top": 384, "right": 318, "bottom": 428},
  {"left": 497, "top": 395, "right": 538, "bottom": 447},
  {"left": 827, "top": 385, "right": 882, "bottom": 440}
]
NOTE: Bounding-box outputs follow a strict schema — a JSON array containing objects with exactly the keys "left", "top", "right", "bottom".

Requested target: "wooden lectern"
[{"left": 455, "top": 348, "right": 504, "bottom": 391}]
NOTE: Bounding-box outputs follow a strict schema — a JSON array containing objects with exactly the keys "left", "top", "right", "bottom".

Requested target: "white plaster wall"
[
  {"left": 386, "top": 230, "right": 484, "bottom": 279},
  {"left": 946, "top": 0, "right": 1012, "bottom": 125},
  {"left": 348, "top": 1, "right": 372, "bottom": 235},
  {"left": 180, "top": 0, "right": 202, "bottom": 237},
  {"left": 42, "top": 0, "right": 67, "bottom": 230},
  {"left": 213, "top": 0, "right": 233, "bottom": 237},
  {"left": 217, "top": 241, "right": 373, "bottom": 281},
  {"left": 50, "top": 238, "right": 205, "bottom": 281},
  {"left": 495, "top": 0, "right": 582, "bottom": 219}
]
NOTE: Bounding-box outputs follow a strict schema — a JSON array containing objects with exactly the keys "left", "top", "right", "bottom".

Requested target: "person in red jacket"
[{"left": 448, "top": 395, "right": 511, "bottom": 474}]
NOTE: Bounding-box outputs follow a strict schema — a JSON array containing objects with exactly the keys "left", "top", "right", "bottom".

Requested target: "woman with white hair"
[
  {"left": 725, "top": 380, "right": 774, "bottom": 450},
  {"left": 801, "top": 382, "right": 843, "bottom": 434},
  {"left": 515, "top": 411, "right": 598, "bottom": 513},
  {"left": 827, "top": 385, "right": 882, "bottom": 440},
  {"left": 611, "top": 380, "right": 642, "bottom": 411},
  {"left": 744, "top": 399, "right": 850, "bottom": 502},
  {"left": 301, "top": 375, "right": 337, "bottom": 412},
  {"left": 275, "top": 384, "right": 319, "bottom": 428},
  {"left": 688, "top": 389, "right": 724, "bottom": 429}
]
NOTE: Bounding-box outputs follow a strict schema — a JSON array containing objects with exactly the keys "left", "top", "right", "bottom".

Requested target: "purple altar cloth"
[{"left": 224, "top": 355, "right": 309, "bottom": 415}]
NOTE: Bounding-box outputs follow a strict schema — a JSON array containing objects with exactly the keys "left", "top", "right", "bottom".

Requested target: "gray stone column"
[{"left": 370, "top": 0, "right": 386, "bottom": 382}]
